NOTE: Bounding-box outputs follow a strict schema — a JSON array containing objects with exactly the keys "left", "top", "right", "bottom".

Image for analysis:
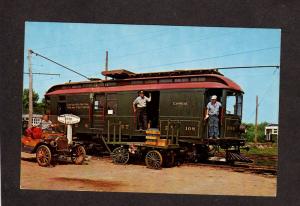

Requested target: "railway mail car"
[{"left": 45, "top": 69, "right": 248, "bottom": 166}]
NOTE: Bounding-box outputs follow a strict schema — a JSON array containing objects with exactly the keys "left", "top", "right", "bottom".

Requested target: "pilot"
[
  {"left": 39, "top": 114, "right": 56, "bottom": 131},
  {"left": 204, "top": 95, "right": 222, "bottom": 139},
  {"left": 133, "top": 90, "right": 151, "bottom": 130}
]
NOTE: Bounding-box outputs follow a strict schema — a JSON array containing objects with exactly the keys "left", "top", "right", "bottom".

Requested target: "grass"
[
  {"left": 242, "top": 143, "right": 278, "bottom": 167},
  {"left": 246, "top": 145, "right": 278, "bottom": 156}
]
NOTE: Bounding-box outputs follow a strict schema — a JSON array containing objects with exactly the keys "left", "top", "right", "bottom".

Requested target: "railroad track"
[
  {"left": 91, "top": 155, "right": 277, "bottom": 175},
  {"left": 183, "top": 161, "right": 277, "bottom": 176}
]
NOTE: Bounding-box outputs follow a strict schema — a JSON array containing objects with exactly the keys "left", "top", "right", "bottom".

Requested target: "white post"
[{"left": 67, "top": 124, "right": 73, "bottom": 145}]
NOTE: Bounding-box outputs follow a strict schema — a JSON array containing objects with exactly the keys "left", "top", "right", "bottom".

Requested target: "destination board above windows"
[
  {"left": 190, "top": 77, "right": 206, "bottom": 82},
  {"left": 131, "top": 80, "right": 143, "bottom": 85},
  {"left": 71, "top": 85, "right": 81, "bottom": 89},
  {"left": 105, "top": 82, "right": 117, "bottom": 86},
  {"left": 174, "top": 78, "right": 189, "bottom": 83}
]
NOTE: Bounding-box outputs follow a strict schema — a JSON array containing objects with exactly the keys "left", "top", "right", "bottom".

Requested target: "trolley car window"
[
  {"left": 226, "top": 96, "right": 236, "bottom": 114},
  {"left": 159, "top": 79, "right": 172, "bottom": 83},
  {"left": 236, "top": 95, "right": 243, "bottom": 118},
  {"left": 144, "top": 79, "right": 158, "bottom": 84},
  {"left": 105, "top": 82, "right": 117, "bottom": 86},
  {"left": 226, "top": 93, "right": 243, "bottom": 118}
]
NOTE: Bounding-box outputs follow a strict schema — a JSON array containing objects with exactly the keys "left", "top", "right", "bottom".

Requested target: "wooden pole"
[
  {"left": 28, "top": 49, "right": 33, "bottom": 128},
  {"left": 105, "top": 51, "right": 108, "bottom": 81},
  {"left": 254, "top": 95, "right": 258, "bottom": 143}
]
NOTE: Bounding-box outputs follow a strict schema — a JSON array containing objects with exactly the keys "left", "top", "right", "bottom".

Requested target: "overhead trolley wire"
[
  {"left": 112, "top": 31, "right": 235, "bottom": 60},
  {"left": 134, "top": 46, "right": 280, "bottom": 70},
  {"left": 245, "top": 67, "right": 279, "bottom": 122},
  {"left": 30, "top": 50, "right": 90, "bottom": 80}
]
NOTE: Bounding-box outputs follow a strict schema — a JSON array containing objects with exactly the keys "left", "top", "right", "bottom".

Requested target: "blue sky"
[{"left": 23, "top": 22, "right": 281, "bottom": 123}]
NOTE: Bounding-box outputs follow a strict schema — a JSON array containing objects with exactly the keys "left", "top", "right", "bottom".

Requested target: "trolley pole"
[
  {"left": 254, "top": 95, "right": 258, "bottom": 143},
  {"left": 28, "top": 49, "right": 33, "bottom": 128},
  {"left": 105, "top": 50, "right": 108, "bottom": 81}
]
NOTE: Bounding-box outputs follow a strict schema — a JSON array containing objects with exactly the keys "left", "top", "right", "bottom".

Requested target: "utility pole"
[
  {"left": 26, "top": 49, "right": 61, "bottom": 128},
  {"left": 28, "top": 49, "right": 33, "bottom": 128},
  {"left": 105, "top": 51, "right": 108, "bottom": 81},
  {"left": 254, "top": 95, "right": 258, "bottom": 143}
]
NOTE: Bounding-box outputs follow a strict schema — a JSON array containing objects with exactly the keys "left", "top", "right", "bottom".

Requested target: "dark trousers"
[{"left": 136, "top": 107, "right": 147, "bottom": 130}]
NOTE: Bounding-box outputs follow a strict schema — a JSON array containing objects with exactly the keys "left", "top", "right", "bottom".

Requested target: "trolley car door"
[{"left": 92, "top": 94, "right": 105, "bottom": 129}]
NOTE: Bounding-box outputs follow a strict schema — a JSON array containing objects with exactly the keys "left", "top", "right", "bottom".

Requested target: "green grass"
[
  {"left": 241, "top": 144, "right": 278, "bottom": 167},
  {"left": 245, "top": 145, "right": 278, "bottom": 156}
]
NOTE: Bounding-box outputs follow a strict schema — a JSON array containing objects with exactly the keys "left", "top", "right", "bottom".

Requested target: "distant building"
[
  {"left": 22, "top": 114, "right": 43, "bottom": 127},
  {"left": 265, "top": 124, "right": 278, "bottom": 142}
]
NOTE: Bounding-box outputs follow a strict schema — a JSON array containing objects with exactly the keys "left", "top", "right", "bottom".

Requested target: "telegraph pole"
[
  {"left": 28, "top": 49, "right": 33, "bottom": 128},
  {"left": 105, "top": 51, "right": 108, "bottom": 80},
  {"left": 254, "top": 95, "right": 259, "bottom": 143},
  {"left": 26, "top": 49, "right": 60, "bottom": 128}
]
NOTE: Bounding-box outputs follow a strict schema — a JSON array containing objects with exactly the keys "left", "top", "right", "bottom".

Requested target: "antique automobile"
[{"left": 21, "top": 114, "right": 86, "bottom": 167}]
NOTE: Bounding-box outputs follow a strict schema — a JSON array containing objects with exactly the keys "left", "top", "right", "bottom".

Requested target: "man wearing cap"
[
  {"left": 204, "top": 95, "right": 222, "bottom": 139},
  {"left": 133, "top": 91, "right": 151, "bottom": 130}
]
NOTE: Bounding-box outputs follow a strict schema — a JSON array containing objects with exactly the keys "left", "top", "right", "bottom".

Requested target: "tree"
[
  {"left": 35, "top": 98, "right": 46, "bottom": 114},
  {"left": 22, "top": 89, "right": 45, "bottom": 114},
  {"left": 243, "top": 122, "right": 269, "bottom": 142}
]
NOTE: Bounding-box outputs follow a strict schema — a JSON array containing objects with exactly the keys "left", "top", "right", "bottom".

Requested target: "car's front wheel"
[{"left": 36, "top": 145, "right": 52, "bottom": 167}]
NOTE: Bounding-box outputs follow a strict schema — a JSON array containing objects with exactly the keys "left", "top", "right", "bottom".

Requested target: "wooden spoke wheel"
[
  {"left": 72, "top": 145, "right": 86, "bottom": 165},
  {"left": 111, "top": 147, "right": 130, "bottom": 165},
  {"left": 36, "top": 145, "right": 52, "bottom": 167},
  {"left": 145, "top": 150, "right": 163, "bottom": 169}
]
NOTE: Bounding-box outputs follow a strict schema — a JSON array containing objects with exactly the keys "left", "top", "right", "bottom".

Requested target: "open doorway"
[
  {"left": 205, "top": 89, "right": 223, "bottom": 105},
  {"left": 204, "top": 89, "right": 223, "bottom": 138},
  {"left": 146, "top": 91, "right": 160, "bottom": 128}
]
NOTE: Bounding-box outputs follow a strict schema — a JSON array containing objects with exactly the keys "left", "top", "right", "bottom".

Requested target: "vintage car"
[{"left": 21, "top": 114, "right": 86, "bottom": 167}]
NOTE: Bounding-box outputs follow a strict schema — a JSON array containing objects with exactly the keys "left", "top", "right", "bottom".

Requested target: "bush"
[{"left": 242, "top": 122, "right": 269, "bottom": 142}]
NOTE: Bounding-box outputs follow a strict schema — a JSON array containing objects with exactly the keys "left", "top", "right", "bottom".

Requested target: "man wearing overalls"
[{"left": 204, "top": 95, "right": 222, "bottom": 139}]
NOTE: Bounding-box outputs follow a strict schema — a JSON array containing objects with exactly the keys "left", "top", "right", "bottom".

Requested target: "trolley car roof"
[
  {"left": 101, "top": 68, "right": 222, "bottom": 79},
  {"left": 46, "top": 69, "right": 243, "bottom": 96}
]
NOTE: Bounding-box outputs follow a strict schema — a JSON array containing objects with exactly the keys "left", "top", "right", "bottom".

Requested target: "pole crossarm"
[{"left": 24, "top": 72, "right": 60, "bottom": 76}]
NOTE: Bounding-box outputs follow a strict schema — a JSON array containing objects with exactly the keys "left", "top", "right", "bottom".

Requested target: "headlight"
[{"left": 50, "top": 140, "right": 57, "bottom": 147}]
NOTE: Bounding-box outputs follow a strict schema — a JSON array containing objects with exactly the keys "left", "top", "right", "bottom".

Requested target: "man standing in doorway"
[
  {"left": 133, "top": 91, "right": 151, "bottom": 130},
  {"left": 204, "top": 95, "right": 222, "bottom": 139}
]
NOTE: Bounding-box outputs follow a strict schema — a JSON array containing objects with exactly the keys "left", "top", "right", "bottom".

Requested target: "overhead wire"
[
  {"left": 133, "top": 46, "right": 280, "bottom": 70},
  {"left": 245, "top": 67, "right": 279, "bottom": 122},
  {"left": 30, "top": 50, "right": 91, "bottom": 80},
  {"left": 111, "top": 31, "right": 235, "bottom": 60}
]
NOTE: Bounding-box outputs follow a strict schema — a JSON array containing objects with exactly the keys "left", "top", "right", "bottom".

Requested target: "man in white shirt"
[
  {"left": 204, "top": 95, "right": 222, "bottom": 139},
  {"left": 133, "top": 91, "right": 151, "bottom": 130},
  {"left": 39, "top": 114, "right": 55, "bottom": 131}
]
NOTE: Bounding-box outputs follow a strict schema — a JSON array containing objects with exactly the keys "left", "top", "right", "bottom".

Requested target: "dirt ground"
[{"left": 20, "top": 152, "right": 276, "bottom": 196}]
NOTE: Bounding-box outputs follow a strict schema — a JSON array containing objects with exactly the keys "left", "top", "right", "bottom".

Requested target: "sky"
[{"left": 23, "top": 22, "right": 281, "bottom": 124}]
